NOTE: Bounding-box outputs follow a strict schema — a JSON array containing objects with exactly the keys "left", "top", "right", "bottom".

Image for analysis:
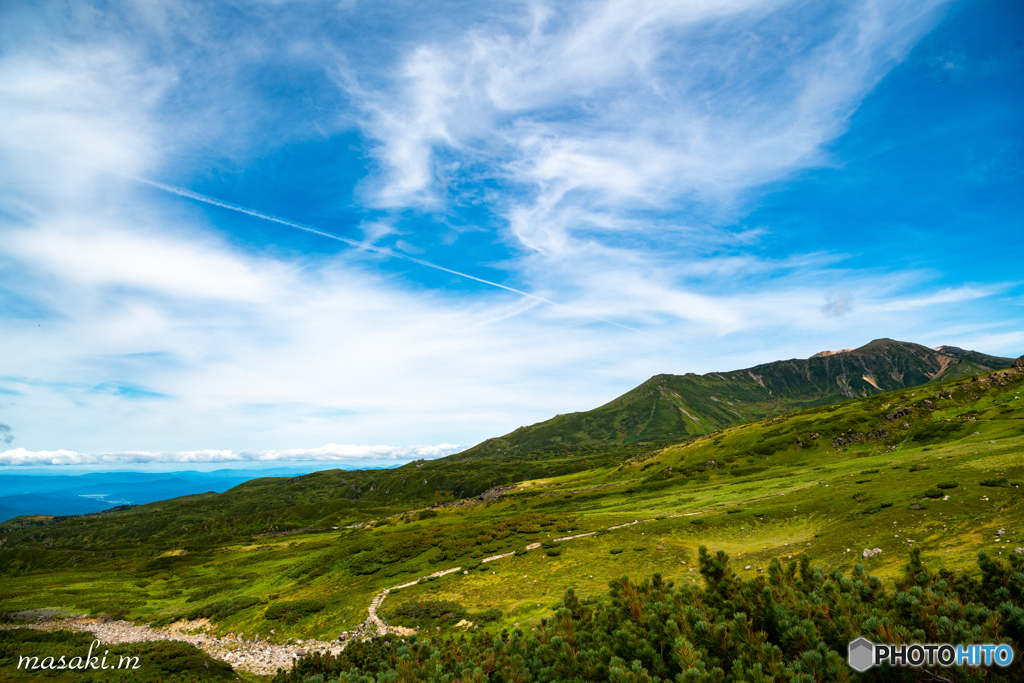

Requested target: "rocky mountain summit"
[{"left": 458, "top": 339, "right": 1014, "bottom": 459}]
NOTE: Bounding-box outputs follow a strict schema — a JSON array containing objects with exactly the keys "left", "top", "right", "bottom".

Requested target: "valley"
[{"left": 1, "top": 341, "right": 1022, "bottom": 681}]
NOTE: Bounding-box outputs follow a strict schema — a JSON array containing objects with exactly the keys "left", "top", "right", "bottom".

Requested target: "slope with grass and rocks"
[
  {"left": 0, "top": 357, "right": 1020, "bottom": 660},
  {"left": 453, "top": 338, "right": 1014, "bottom": 459}
]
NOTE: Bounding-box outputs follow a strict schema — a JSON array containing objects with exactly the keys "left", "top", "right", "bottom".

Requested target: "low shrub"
[
  {"left": 609, "top": 548, "right": 624, "bottom": 555},
  {"left": 475, "top": 607, "right": 502, "bottom": 623},
  {"left": 383, "top": 600, "right": 467, "bottom": 628},
  {"left": 937, "top": 482, "right": 959, "bottom": 489},
  {"left": 278, "top": 547, "right": 1024, "bottom": 683},
  {"left": 263, "top": 599, "right": 326, "bottom": 625}
]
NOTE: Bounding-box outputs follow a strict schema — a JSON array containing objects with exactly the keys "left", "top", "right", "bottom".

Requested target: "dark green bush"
[
  {"left": 152, "top": 596, "right": 261, "bottom": 627},
  {"left": 475, "top": 607, "right": 502, "bottom": 623},
  {"left": 263, "top": 599, "right": 326, "bottom": 624},
  {"left": 383, "top": 600, "right": 467, "bottom": 628},
  {"left": 417, "top": 509, "right": 438, "bottom": 520},
  {"left": 545, "top": 548, "right": 562, "bottom": 557},
  {"left": 922, "top": 489, "right": 945, "bottom": 499},
  {"left": 276, "top": 547, "right": 1024, "bottom": 683},
  {"left": 609, "top": 548, "right": 624, "bottom": 555},
  {"left": 937, "top": 481, "right": 959, "bottom": 489},
  {"left": 981, "top": 477, "right": 1008, "bottom": 487}
]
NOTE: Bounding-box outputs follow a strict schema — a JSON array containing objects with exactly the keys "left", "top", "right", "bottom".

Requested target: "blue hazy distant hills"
[{"left": 0, "top": 468, "right": 324, "bottom": 522}]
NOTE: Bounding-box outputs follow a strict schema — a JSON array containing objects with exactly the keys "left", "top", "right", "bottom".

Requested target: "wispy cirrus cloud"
[
  {"left": 0, "top": 0, "right": 1018, "bottom": 469},
  {"left": 350, "top": 0, "right": 949, "bottom": 246},
  {"left": 0, "top": 444, "right": 462, "bottom": 467}
]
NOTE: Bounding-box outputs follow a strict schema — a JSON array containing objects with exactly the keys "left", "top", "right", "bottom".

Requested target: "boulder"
[
  {"left": 1014, "top": 356, "right": 1024, "bottom": 369},
  {"left": 862, "top": 548, "right": 882, "bottom": 559}
]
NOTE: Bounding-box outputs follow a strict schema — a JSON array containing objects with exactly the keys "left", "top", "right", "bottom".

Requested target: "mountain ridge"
[{"left": 454, "top": 338, "right": 1013, "bottom": 459}]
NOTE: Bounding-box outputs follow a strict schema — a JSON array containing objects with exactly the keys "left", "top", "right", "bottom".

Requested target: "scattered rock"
[
  {"left": 0, "top": 617, "right": 341, "bottom": 677},
  {"left": 885, "top": 407, "right": 911, "bottom": 423},
  {"left": 862, "top": 548, "right": 882, "bottom": 559},
  {"left": 996, "top": 529, "right": 1005, "bottom": 536}
]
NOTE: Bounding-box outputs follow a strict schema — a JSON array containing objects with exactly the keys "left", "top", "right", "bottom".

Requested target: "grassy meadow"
[{"left": 1, "top": 365, "right": 1022, "bottom": 677}]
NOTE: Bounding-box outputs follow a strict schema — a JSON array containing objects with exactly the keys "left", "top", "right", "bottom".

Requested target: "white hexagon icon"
[{"left": 848, "top": 637, "right": 874, "bottom": 672}]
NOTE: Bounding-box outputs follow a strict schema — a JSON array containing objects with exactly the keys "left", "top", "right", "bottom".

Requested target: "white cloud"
[
  {"left": 0, "top": 444, "right": 462, "bottom": 467},
  {"left": 2, "top": 0, "right": 1018, "bottom": 467},
  {"left": 821, "top": 288, "right": 854, "bottom": 317},
  {"left": 352, "top": 0, "right": 948, "bottom": 242}
]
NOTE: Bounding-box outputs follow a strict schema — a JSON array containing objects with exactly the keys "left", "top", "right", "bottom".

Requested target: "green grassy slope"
[
  {"left": 0, "top": 361, "right": 1020, "bottom": 652},
  {"left": 454, "top": 339, "right": 1013, "bottom": 458}
]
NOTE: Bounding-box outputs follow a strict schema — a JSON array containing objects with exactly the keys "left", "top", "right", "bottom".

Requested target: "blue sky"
[{"left": 0, "top": 0, "right": 1021, "bottom": 468}]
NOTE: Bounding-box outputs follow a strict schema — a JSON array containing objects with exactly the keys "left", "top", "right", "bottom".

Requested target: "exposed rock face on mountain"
[{"left": 457, "top": 339, "right": 1013, "bottom": 459}]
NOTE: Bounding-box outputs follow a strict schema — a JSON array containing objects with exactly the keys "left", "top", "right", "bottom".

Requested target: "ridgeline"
[{"left": 455, "top": 338, "right": 1013, "bottom": 459}]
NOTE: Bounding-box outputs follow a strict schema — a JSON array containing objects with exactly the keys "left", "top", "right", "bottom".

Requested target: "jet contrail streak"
[{"left": 130, "top": 175, "right": 664, "bottom": 341}]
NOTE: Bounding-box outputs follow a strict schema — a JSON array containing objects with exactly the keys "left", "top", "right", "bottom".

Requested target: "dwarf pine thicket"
[
  {"left": 0, "top": 356, "right": 1022, "bottom": 682},
  {"left": 275, "top": 546, "right": 1024, "bottom": 683}
]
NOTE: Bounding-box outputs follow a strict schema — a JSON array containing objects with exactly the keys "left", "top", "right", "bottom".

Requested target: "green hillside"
[
  {"left": 456, "top": 338, "right": 1013, "bottom": 458},
  {"left": 1, "top": 359, "right": 1021, "bottom": 644}
]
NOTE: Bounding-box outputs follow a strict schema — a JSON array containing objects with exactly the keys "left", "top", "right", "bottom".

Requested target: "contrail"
[{"left": 129, "top": 176, "right": 664, "bottom": 340}]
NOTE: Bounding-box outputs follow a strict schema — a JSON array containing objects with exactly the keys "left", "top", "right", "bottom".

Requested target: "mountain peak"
[
  {"left": 454, "top": 339, "right": 1015, "bottom": 460},
  {"left": 810, "top": 348, "right": 853, "bottom": 359}
]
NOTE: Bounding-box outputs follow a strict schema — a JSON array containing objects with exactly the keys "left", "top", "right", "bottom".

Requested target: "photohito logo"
[{"left": 848, "top": 637, "right": 1014, "bottom": 672}]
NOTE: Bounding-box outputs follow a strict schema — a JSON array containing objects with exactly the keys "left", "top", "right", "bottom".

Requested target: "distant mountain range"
[
  {"left": 0, "top": 468, "right": 319, "bottom": 522},
  {"left": 456, "top": 338, "right": 1014, "bottom": 459}
]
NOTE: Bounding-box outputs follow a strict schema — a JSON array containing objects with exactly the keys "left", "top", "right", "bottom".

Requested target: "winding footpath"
[
  {"left": 1, "top": 517, "right": 665, "bottom": 675},
  {"left": 367, "top": 518, "right": 657, "bottom": 634}
]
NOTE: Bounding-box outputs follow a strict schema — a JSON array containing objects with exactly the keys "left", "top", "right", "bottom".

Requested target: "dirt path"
[
  {"left": 1, "top": 618, "right": 342, "bottom": 677},
  {"left": 2, "top": 518, "right": 666, "bottom": 674},
  {"left": 368, "top": 518, "right": 659, "bottom": 633}
]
